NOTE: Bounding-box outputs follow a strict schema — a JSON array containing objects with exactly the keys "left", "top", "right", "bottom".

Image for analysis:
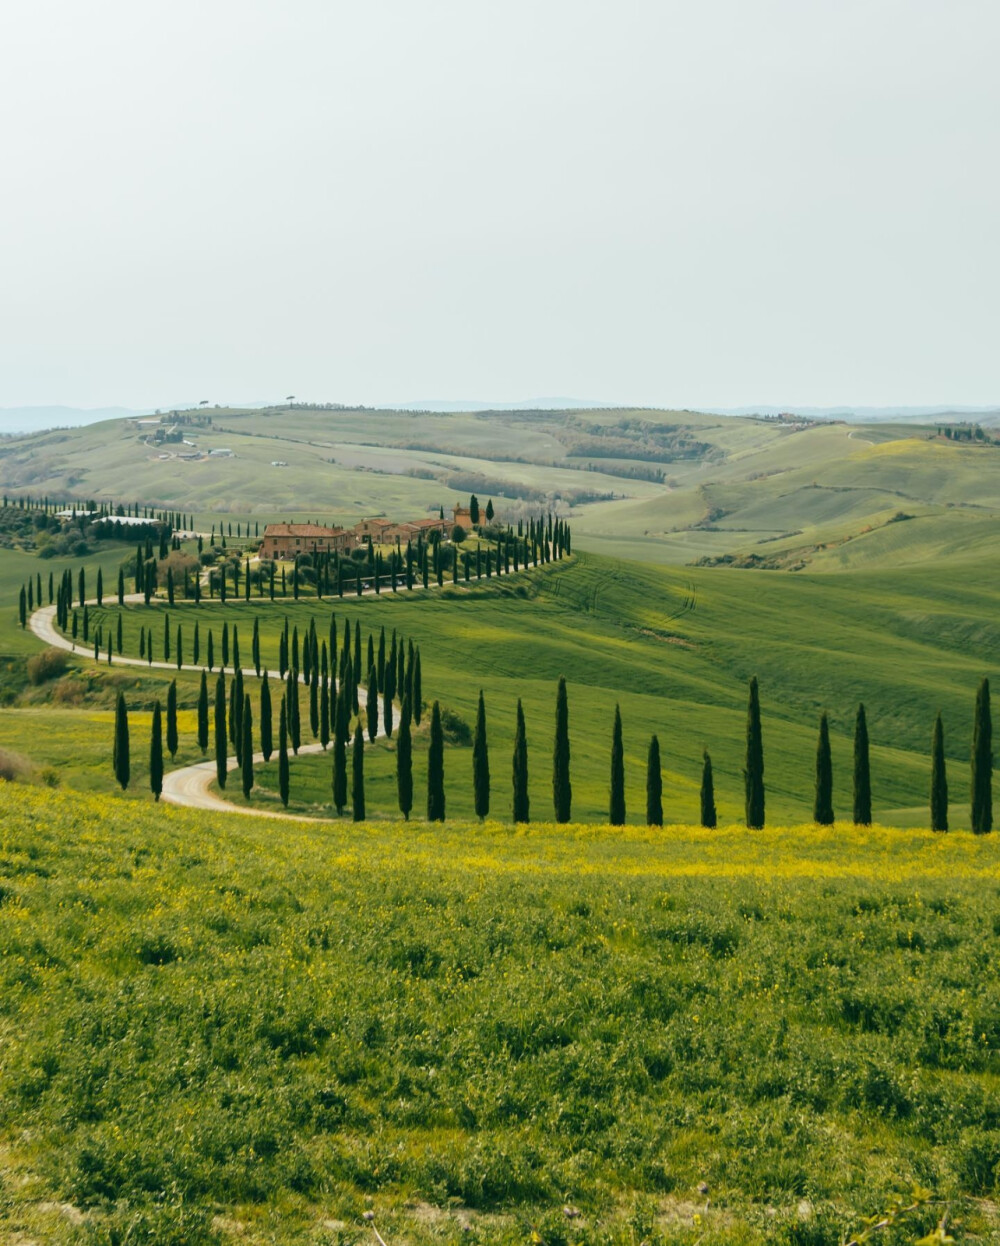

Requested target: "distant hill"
[{"left": 0, "top": 406, "right": 149, "bottom": 434}]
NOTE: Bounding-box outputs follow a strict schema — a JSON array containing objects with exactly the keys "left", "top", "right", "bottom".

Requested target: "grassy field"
[
  {"left": 1, "top": 784, "right": 998, "bottom": 1245},
  {"left": 31, "top": 546, "right": 997, "bottom": 828},
  {"left": 3, "top": 406, "right": 998, "bottom": 571}
]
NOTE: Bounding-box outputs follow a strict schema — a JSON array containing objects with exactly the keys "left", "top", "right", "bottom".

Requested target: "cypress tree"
[
  {"left": 609, "top": 704, "right": 625, "bottom": 826},
  {"left": 207, "top": 629, "right": 215, "bottom": 671},
  {"left": 320, "top": 672, "right": 330, "bottom": 749},
  {"left": 971, "top": 677, "right": 993, "bottom": 834},
  {"left": 252, "top": 617, "right": 261, "bottom": 676},
  {"left": 814, "top": 711, "right": 834, "bottom": 825},
  {"left": 931, "top": 712, "right": 948, "bottom": 832},
  {"left": 366, "top": 664, "right": 379, "bottom": 742},
  {"left": 232, "top": 624, "right": 240, "bottom": 674},
  {"left": 176, "top": 623, "right": 183, "bottom": 670},
  {"left": 377, "top": 626, "right": 386, "bottom": 691},
  {"left": 116, "top": 612, "right": 123, "bottom": 655},
  {"left": 427, "top": 700, "right": 445, "bottom": 821},
  {"left": 397, "top": 697, "right": 413, "bottom": 820},
  {"left": 278, "top": 697, "right": 290, "bottom": 806},
  {"left": 553, "top": 676, "right": 571, "bottom": 823},
  {"left": 309, "top": 669, "right": 319, "bottom": 738},
  {"left": 214, "top": 672, "right": 227, "bottom": 789},
  {"left": 646, "top": 734, "right": 663, "bottom": 827},
  {"left": 113, "top": 691, "right": 130, "bottom": 790},
  {"left": 853, "top": 703, "right": 871, "bottom": 826},
  {"left": 197, "top": 670, "right": 209, "bottom": 753},
  {"left": 352, "top": 721, "right": 366, "bottom": 821},
  {"left": 150, "top": 701, "right": 163, "bottom": 801},
  {"left": 163, "top": 613, "right": 170, "bottom": 662},
  {"left": 260, "top": 672, "right": 273, "bottom": 761},
  {"left": 287, "top": 670, "right": 300, "bottom": 753},
  {"left": 367, "top": 632, "right": 375, "bottom": 682},
  {"left": 96, "top": 566, "right": 103, "bottom": 606},
  {"left": 512, "top": 699, "right": 529, "bottom": 823},
  {"left": 744, "top": 676, "right": 765, "bottom": 829},
  {"left": 222, "top": 620, "right": 229, "bottom": 669},
  {"left": 473, "top": 689, "right": 489, "bottom": 820},
  {"left": 700, "top": 750, "right": 717, "bottom": 828},
  {"left": 166, "top": 679, "right": 179, "bottom": 760},
  {"left": 193, "top": 621, "right": 200, "bottom": 667},
  {"left": 117, "top": 566, "right": 125, "bottom": 605},
  {"left": 241, "top": 697, "right": 254, "bottom": 798},
  {"left": 332, "top": 687, "right": 348, "bottom": 815},
  {"left": 353, "top": 620, "right": 362, "bottom": 693},
  {"left": 18, "top": 584, "right": 26, "bottom": 628},
  {"left": 412, "top": 648, "right": 422, "bottom": 724}
]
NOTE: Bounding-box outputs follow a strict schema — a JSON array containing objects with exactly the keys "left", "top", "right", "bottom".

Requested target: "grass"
[
  {"left": 2, "top": 785, "right": 999, "bottom": 1245},
  {"left": 31, "top": 547, "right": 997, "bottom": 828}
]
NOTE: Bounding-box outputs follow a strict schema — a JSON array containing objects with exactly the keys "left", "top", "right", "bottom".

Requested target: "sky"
[{"left": 1, "top": 0, "right": 997, "bottom": 415}]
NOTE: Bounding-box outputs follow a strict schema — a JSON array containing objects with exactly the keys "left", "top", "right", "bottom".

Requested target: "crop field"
[{"left": 1, "top": 785, "right": 999, "bottom": 1245}]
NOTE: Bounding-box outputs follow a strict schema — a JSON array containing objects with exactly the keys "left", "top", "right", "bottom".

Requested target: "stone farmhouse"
[{"left": 259, "top": 523, "right": 352, "bottom": 560}]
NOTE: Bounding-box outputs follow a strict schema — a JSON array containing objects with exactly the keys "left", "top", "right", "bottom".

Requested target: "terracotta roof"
[{"left": 263, "top": 523, "right": 345, "bottom": 537}]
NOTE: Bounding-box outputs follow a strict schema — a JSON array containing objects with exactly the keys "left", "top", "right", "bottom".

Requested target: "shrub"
[
  {"left": 0, "top": 747, "right": 35, "bottom": 782},
  {"left": 439, "top": 706, "right": 472, "bottom": 745},
  {"left": 26, "top": 647, "right": 69, "bottom": 686}
]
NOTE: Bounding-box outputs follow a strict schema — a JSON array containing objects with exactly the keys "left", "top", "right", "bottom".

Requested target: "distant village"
[{"left": 259, "top": 505, "right": 477, "bottom": 560}]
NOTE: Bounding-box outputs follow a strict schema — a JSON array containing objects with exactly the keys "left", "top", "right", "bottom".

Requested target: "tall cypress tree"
[
  {"left": 397, "top": 697, "right": 413, "bottom": 820},
  {"left": 18, "top": 584, "right": 26, "bottom": 629},
  {"left": 332, "top": 686, "right": 348, "bottom": 815},
  {"left": 427, "top": 699, "right": 445, "bottom": 821},
  {"left": 971, "top": 677, "right": 993, "bottom": 834},
  {"left": 287, "top": 670, "right": 301, "bottom": 753},
  {"left": 278, "top": 697, "right": 290, "bottom": 807},
  {"left": 196, "top": 669, "right": 209, "bottom": 753},
  {"left": 473, "top": 689, "right": 489, "bottom": 820},
  {"left": 166, "top": 679, "right": 179, "bottom": 760},
  {"left": 553, "top": 676, "right": 571, "bottom": 823},
  {"left": 366, "top": 664, "right": 379, "bottom": 742},
  {"left": 931, "top": 711, "right": 948, "bottom": 832},
  {"left": 646, "top": 734, "right": 663, "bottom": 827},
  {"left": 320, "top": 672, "right": 330, "bottom": 750},
  {"left": 382, "top": 651, "right": 395, "bottom": 739},
  {"left": 207, "top": 629, "right": 215, "bottom": 672},
  {"left": 700, "top": 750, "right": 717, "bottom": 828},
  {"left": 96, "top": 566, "right": 104, "bottom": 607},
  {"left": 744, "top": 676, "right": 765, "bottom": 829},
  {"left": 150, "top": 701, "right": 163, "bottom": 802},
  {"left": 512, "top": 698, "right": 529, "bottom": 823},
  {"left": 260, "top": 672, "right": 273, "bottom": 761},
  {"left": 309, "top": 668, "right": 320, "bottom": 739},
  {"left": 377, "top": 625, "right": 386, "bottom": 691},
  {"left": 352, "top": 721, "right": 366, "bottom": 821},
  {"left": 113, "top": 691, "right": 130, "bottom": 790},
  {"left": 175, "top": 624, "right": 183, "bottom": 670},
  {"left": 241, "top": 697, "right": 254, "bottom": 798},
  {"left": 193, "top": 620, "right": 200, "bottom": 666},
  {"left": 252, "top": 617, "right": 261, "bottom": 676},
  {"left": 609, "top": 704, "right": 625, "bottom": 826},
  {"left": 853, "top": 703, "right": 871, "bottom": 826},
  {"left": 412, "top": 648, "right": 422, "bottom": 725},
  {"left": 222, "top": 620, "right": 229, "bottom": 669},
  {"left": 214, "top": 671, "right": 227, "bottom": 789},
  {"left": 814, "top": 712, "right": 834, "bottom": 825},
  {"left": 117, "top": 565, "right": 125, "bottom": 605}
]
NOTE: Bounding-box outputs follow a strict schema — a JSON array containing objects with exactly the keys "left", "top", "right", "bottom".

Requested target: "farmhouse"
[
  {"left": 259, "top": 523, "right": 352, "bottom": 560},
  {"left": 452, "top": 504, "right": 474, "bottom": 529}
]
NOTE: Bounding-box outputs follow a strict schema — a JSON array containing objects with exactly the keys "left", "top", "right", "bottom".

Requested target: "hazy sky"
[{"left": 1, "top": 0, "right": 997, "bottom": 412}]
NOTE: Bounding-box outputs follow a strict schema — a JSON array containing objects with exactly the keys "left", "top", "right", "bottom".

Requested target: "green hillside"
[
  {"left": 4, "top": 406, "right": 997, "bottom": 571},
  {"left": 1, "top": 784, "right": 997, "bottom": 1245}
]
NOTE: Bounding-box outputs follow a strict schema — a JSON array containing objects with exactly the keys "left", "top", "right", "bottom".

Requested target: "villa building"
[{"left": 259, "top": 523, "right": 352, "bottom": 560}]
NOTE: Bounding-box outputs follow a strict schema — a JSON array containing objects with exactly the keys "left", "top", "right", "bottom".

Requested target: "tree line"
[{"left": 112, "top": 668, "right": 993, "bottom": 831}]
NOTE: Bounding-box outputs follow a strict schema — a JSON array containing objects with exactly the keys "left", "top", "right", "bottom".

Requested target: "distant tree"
[
  {"left": 260, "top": 672, "right": 273, "bottom": 761},
  {"left": 163, "top": 613, "right": 170, "bottom": 662},
  {"left": 320, "top": 672, "right": 330, "bottom": 750},
  {"left": 700, "top": 750, "right": 717, "bottom": 828},
  {"left": 469, "top": 494, "right": 480, "bottom": 525},
  {"left": 252, "top": 617, "right": 261, "bottom": 676},
  {"left": 241, "top": 697, "right": 254, "bottom": 798},
  {"left": 149, "top": 701, "right": 163, "bottom": 802},
  {"left": 166, "top": 679, "right": 179, "bottom": 760},
  {"left": 931, "top": 711, "right": 948, "bottom": 832},
  {"left": 207, "top": 629, "right": 215, "bottom": 672},
  {"left": 366, "top": 664, "right": 378, "bottom": 742},
  {"left": 278, "top": 697, "right": 290, "bottom": 807},
  {"left": 18, "top": 584, "right": 26, "bottom": 628},
  {"left": 744, "top": 676, "right": 765, "bottom": 828},
  {"left": 176, "top": 624, "right": 183, "bottom": 670},
  {"left": 197, "top": 670, "right": 209, "bottom": 753},
  {"left": 352, "top": 721, "right": 366, "bottom": 821},
  {"left": 427, "top": 700, "right": 445, "bottom": 821},
  {"left": 512, "top": 699, "right": 529, "bottom": 823},
  {"left": 96, "top": 567, "right": 103, "bottom": 607},
  {"left": 214, "top": 672, "right": 227, "bottom": 789},
  {"left": 473, "top": 690, "right": 489, "bottom": 820},
  {"left": 166, "top": 567, "right": 173, "bottom": 606},
  {"left": 646, "top": 734, "right": 663, "bottom": 827},
  {"left": 814, "top": 712, "right": 834, "bottom": 825},
  {"left": 287, "top": 670, "right": 300, "bottom": 753},
  {"left": 332, "top": 687, "right": 348, "bottom": 815},
  {"left": 609, "top": 704, "right": 625, "bottom": 826},
  {"left": 117, "top": 612, "right": 123, "bottom": 655},
  {"left": 972, "top": 677, "right": 993, "bottom": 834},
  {"left": 309, "top": 669, "right": 319, "bottom": 739},
  {"left": 113, "top": 691, "right": 130, "bottom": 790},
  {"left": 412, "top": 648, "right": 423, "bottom": 724},
  {"left": 452, "top": 523, "right": 466, "bottom": 544},
  {"left": 397, "top": 697, "right": 413, "bottom": 820},
  {"left": 222, "top": 620, "right": 229, "bottom": 669},
  {"left": 485, "top": 498, "right": 494, "bottom": 522},
  {"left": 853, "top": 703, "right": 871, "bottom": 826},
  {"left": 553, "top": 676, "right": 571, "bottom": 823},
  {"left": 117, "top": 566, "right": 125, "bottom": 606}
]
